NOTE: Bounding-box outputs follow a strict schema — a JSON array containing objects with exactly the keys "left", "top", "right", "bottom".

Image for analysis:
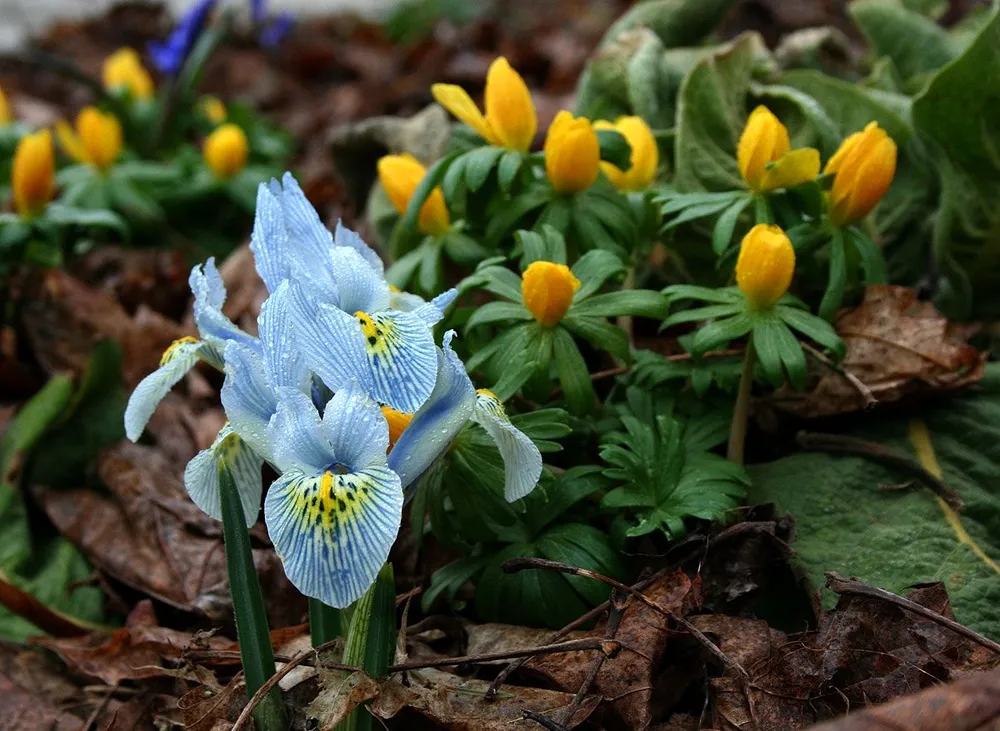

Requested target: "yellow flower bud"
[
  {"left": 377, "top": 153, "right": 451, "bottom": 237},
  {"left": 56, "top": 107, "right": 122, "bottom": 171},
  {"left": 432, "top": 56, "right": 537, "bottom": 152},
  {"left": 12, "top": 129, "right": 55, "bottom": 218},
  {"left": 521, "top": 260, "right": 581, "bottom": 327},
  {"left": 0, "top": 86, "right": 11, "bottom": 125},
  {"left": 824, "top": 122, "right": 897, "bottom": 227},
  {"left": 380, "top": 405, "right": 413, "bottom": 450},
  {"left": 198, "top": 95, "right": 227, "bottom": 125},
  {"left": 735, "top": 224, "right": 795, "bottom": 310},
  {"left": 594, "top": 116, "right": 659, "bottom": 191},
  {"left": 737, "top": 106, "right": 819, "bottom": 193},
  {"left": 102, "top": 48, "right": 155, "bottom": 100},
  {"left": 544, "top": 111, "right": 600, "bottom": 195},
  {"left": 203, "top": 123, "right": 248, "bottom": 179}
]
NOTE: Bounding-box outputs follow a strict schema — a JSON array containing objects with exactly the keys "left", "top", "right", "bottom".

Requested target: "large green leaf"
[
  {"left": 849, "top": 0, "right": 958, "bottom": 82},
  {"left": 749, "top": 364, "right": 1000, "bottom": 639},
  {"left": 673, "top": 33, "right": 772, "bottom": 193}
]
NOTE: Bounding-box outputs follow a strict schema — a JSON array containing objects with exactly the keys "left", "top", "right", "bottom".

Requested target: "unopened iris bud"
[
  {"left": 824, "top": 122, "right": 897, "bottom": 227},
  {"left": 0, "top": 86, "right": 11, "bottom": 125},
  {"left": 56, "top": 107, "right": 123, "bottom": 171},
  {"left": 544, "top": 111, "right": 600, "bottom": 195},
  {"left": 522, "top": 260, "right": 580, "bottom": 327},
  {"left": 377, "top": 153, "right": 451, "bottom": 237},
  {"left": 203, "top": 123, "right": 248, "bottom": 179},
  {"left": 594, "top": 116, "right": 658, "bottom": 191},
  {"left": 737, "top": 106, "right": 819, "bottom": 194},
  {"left": 432, "top": 56, "right": 537, "bottom": 152},
  {"left": 735, "top": 224, "right": 795, "bottom": 310},
  {"left": 102, "top": 48, "right": 155, "bottom": 100},
  {"left": 380, "top": 405, "right": 413, "bottom": 449},
  {"left": 198, "top": 95, "right": 227, "bottom": 125},
  {"left": 12, "top": 129, "right": 55, "bottom": 218}
]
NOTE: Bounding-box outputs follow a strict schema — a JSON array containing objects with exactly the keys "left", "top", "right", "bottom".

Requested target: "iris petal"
[
  {"left": 412, "top": 288, "right": 458, "bottom": 327},
  {"left": 320, "top": 380, "right": 390, "bottom": 472},
  {"left": 471, "top": 391, "right": 542, "bottom": 501},
  {"left": 249, "top": 182, "right": 290, "bottom": 292},
  {"left": 328, "top": 247, "right": 391, "bottom": 314},
  {"left": 334, "top": 220, "right": 384, "bottom": 275},
  {"left": 390, "top": 331, "right": 477, "bottom": 491},
  {"left": 184, "top": 424, "right": 264, "bottom": 527},
  {"left": 124, "top": 338, "right": 203, "bottom": 442},
  {"left": 189, "top": 259, "right": 258, "bottom": 355},
  {"left": 259, "top": 282, "right": 309, "bottom": 390},
  {"left": 263, "top": 464, "right": 402, "bottom": 607},
  {"left": 221, "top": 342, "right": 275, "bottom": 459},
  {"left": 269, "top": 387, "right": 334, "bottom": 474}
]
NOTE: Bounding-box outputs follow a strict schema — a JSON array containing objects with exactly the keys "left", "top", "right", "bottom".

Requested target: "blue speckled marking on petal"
[
  {"left": 184, "top": 424, "right": 263, "bottom": 527},
  {"left": 472, "top": 391, "right": 543, "bottom": 502},
  {"left": 263, "top": 465, "right": 402, "bottom": 607},
  {"left": 390, "top": 331, "right": 476, "bottom": 490}
]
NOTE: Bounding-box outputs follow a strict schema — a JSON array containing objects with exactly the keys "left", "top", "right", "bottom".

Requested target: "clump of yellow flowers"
[
  {"left": 12, "top": 130, "right": 55, "bottom": 218},
  {"left": 377, "top": 153, "right": 450, "bottom": 237},
  {"left": 521, "top": 261, "right": 581, "bottom": 326},
  {"left": 56, "top": 107, "right": 123, "bottom": 171},
  {"left": 102, "top": 48, "right": 155, "bottom": 100},
  {"left": 203, "top": 123, "right": 248, "bottom": 179}
]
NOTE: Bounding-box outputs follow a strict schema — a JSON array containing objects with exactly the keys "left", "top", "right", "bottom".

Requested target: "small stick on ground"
[
  {"left": 825, "top": 572, "right": 1000, "bottom": 654},
  {"left": 555, "top": 589, "right": 627, "bottom": 726},
  {"left": 799, "top": 341, "right": 877, "bottom": 410},
  {"left": 797, "top": 431, "right": 965, "bottom": 511},
  {"left": 523, "top": 709, "right": 570, "bottom": 731}
]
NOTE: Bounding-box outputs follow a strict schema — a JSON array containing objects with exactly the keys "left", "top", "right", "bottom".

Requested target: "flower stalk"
[
  {"left": 309, "top": 597, "right": 343, "bottom": 648},
  {"left": 218, "top": 462, "right": 287, "bottom": 731},
  {"left": 727, "top": 337, "right": 755, "bottom": 465}
]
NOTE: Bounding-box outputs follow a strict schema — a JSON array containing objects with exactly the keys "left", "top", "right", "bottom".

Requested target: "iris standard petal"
[
  {"left": 259, "top": 282, "right": 310, "bottom": 391},
  {"left": 320, "top": 380, "right": 390, "bottom": 472},
  {"left": 389, "top": 290, "right": 427, "bottom": 312},
  {"left": 263, "top": 464, "right": 402, "bottom": 608},
  {"left": 124, "top": 337, "right": 204, "bottom": 442},
  {"left": 249, "top": 182, "right": 290, "bottom": 292},
  {"left": 334, "top": 220, "right": 384, "bottom": 275},
  {"left": 274, "top": 172, "right": 336, "bottom": 271},
  {"left": 189, "top": 259, "right": 259, "bottom": 357},
  {"left": 221, "top": 342, "right": 275, "bottom": 459},
  {"left": 411, "top": 288, "right": 458, "bottom": 327},
  {"left": 328, "top": 247, "right": 391, "bottom": 314},
  {"left": 471, "top": 390, "right": 543, "bottom": 502},
  {"left": 390, "top": 331, "right": 477, "bottom": 490},
  {"left": 269, "top": 387, "right": 334, "bottom": 474},
  {"left": 183, "top": 423, "right": 264, "bottom": 527}
]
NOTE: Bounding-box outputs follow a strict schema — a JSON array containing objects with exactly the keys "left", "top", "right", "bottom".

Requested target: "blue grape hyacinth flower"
[{"left": 148, "top": 0, "right": 217, "bottom": 75}]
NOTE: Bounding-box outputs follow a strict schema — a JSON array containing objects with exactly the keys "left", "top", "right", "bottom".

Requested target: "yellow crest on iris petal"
[
  {"left": 12, "top": 129, "right": 55, "bottom": 218},
  {"left": 594, "top": 116, "right": 659, "bottom": 192},
  {"left": 56, "top": 106, "right": 122, "bottom": 171},
  {"left": 203, "top": 123, "right": 248, "bottom": 179},
  {"left": 377, "top": 153, "right": 451, "bottom": 237},
  {"left": 522, "top": 261, "right": 580, "bottom": 327},
  {"left": 736, "top": 224, "right": 795, "bottom": 310},
  {"left": 102, "top": 48, "right": 155, "bottom": 100},
  {"left": 431, "top": 56, "right": 537, "bottom": 152},
  {"left": 824, "top": 122, "right": 897, "bottom": 228},
  {"left": 544, "top": 111, "right": 600, "bottom": 195},
  {"left": 737, "top": 106, "right": 819, "bottom": 193}
]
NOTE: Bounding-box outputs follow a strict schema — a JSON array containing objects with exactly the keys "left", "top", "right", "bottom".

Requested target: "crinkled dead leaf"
[
  {"left": 770, "top": 285, "right": 986, "bottom": 418},
  {"left": 699, "top": 583, "right": 998, "bottom": 730},
  {"left": 36, "top": 442, "right": 304, "bottom": 625},
  {"left": 0, "top": 670, "right": 84, "bottom": 731},
  {"left": 371, "top": 667, "right": 600, "bottom": 730},
  {"left": 71, "top": 245, "right": 190, "bottom": 319},
  {"left": 306, "top": 669, "right": 381, "bottom": 727},
  {"left": 179, "top": 673, "right": 251, "bottom": 731}
]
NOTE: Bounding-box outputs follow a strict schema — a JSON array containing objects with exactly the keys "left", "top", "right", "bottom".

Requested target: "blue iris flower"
[
  {"left": 389, "top": 332, "right": 543, "bottom": 502},
  {"left": 148, "top": 0, "right": 217, "bottom": 75},
  {"left": 264, "top": 380, "right": 403, "bottom": 607},
  {"left": 251, "top": 173, "right": 457, "bottom": 413}
]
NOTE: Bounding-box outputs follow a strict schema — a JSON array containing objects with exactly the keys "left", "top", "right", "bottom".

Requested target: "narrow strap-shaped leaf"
[
  {"left": 712, "top": 195, "right": 752, "bottom": 255},
  {"left": 777, "top": 306, "right": 846, "bottom": 358},
  {"left": 552, "top": 327, "right": 595, "bottom": 415},
  {"left": 309, "top": 598, "right": 342, "bottom": 648},
  {"left": 849, "top": 227, "right": 887, "bottom": 284},
  {"left": 819, "top": 229, "right": 848, "bottom": 321}
]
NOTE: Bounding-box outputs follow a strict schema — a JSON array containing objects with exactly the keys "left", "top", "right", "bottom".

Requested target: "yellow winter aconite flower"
[
  {"left": 0, "top": 86, "right": 11, "bottom": 125},
  {"left": 377, "top": 153, "right": 451, "bottom": 236},
  {"left": 432, "top": 56, "right": 536, "bottom": 152},
  {"left": 737, "top": 106, "right": 819, "bottom": 193},
  {"left": 736, "top": 224, "right": 795, "bottom": 310},
  {"left": 380, "top": 406, "right": 413, "bottom": 449},
  {"left": 594, "top": 116, "right": 658, "bottom": 191},
  {"left": 12, "top": 129, "right": 55, "bottom": 217},
  {"left": 102, "top": 48, "right": 155, "bottom": 100},
  {"left": 824, "top": 121, "right": 897, "bottom": 227},
  {"left": 203, "top": 123, "right": 248, "bottom": 179},
  {"left": 56, "top": 107, "right": 122, "bottom": 171},
  {"left": 544, "top": 111, "right": 600, "bottom": 195},
  {"left": 198, "top": 95, "right": 227, "bottom": 125},
  {"left": 522, "top": 261, "right": 581, "bottom": 327}
]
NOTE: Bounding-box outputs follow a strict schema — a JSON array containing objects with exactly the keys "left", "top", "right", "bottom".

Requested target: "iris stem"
[
  {"left": 219, "top": 464, "right": 287, "bottom": 731},
  {"left": 727, "top": 336, "right": 755, "bottom": 465},
  {"left": 309, "top": 598, "right": 343, "bottom": 648}
]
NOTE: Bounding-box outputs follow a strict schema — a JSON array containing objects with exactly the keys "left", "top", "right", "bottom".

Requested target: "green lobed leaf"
[
  {"left": 849, "top": 0, "right": 958, "bottom": 81},
  {"left": 552, "top": 327, "right": 595, "bottom": 415},
  {"left": 562, "top": 315, "right": 630, "bottom": 361},
  {"left": 571, "top": 290, "right": 670, "bottom": 319},
  {"left": 572, "top": 249, "right": 627, "bottom": 299}
]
